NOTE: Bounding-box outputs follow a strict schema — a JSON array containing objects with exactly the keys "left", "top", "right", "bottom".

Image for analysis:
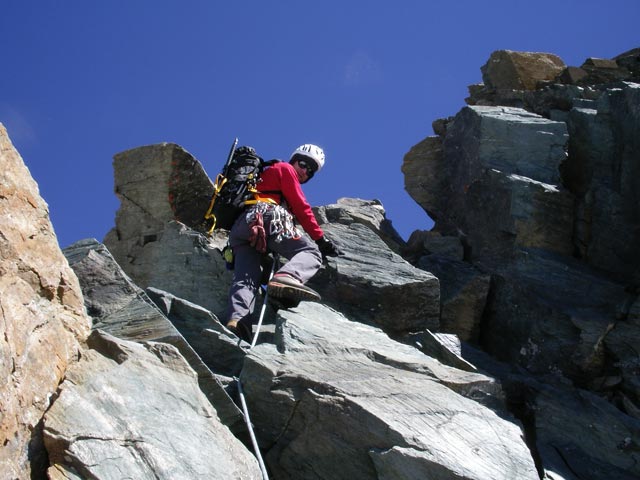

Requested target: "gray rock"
[
  {"left": 417, "top": 254, "right": 490, "bottom": 343},
  {"left": 146, "top": 287, "right": 246, "bottom": 378},
  {"left": 403, "top": 107, "right": 574, "bottom": 268},
  {"left": 462, "top": 346, "right": 640, "bottom": 480},
  {"left": 418, "top": 330, "right": 478, "bottom": 372},
  {"left": 401, "top": 135, "right": 445, "bottom": 221},
  {"left": 107, "top": 142, "right": 214, "bottom": 234},
  {"left": 43, "top": 331, "right": 262, "bottom": 480},
  {"left": 483, "top": 248, "right": 633, "bottom": 380},
  {"left": 445, "top": 106, "right": 568, "bottom": 185},
  {"left": 63, "top": 238, "right": 244, "bottom": 435},
  {"left": 314, "top": 197, "right": 405, "bottom": 253},
  {"left": 241, "top": 302, "right": 538, "bottom": 480},
  {"left": 309, "top": 222, "right": 440, "bottom": 334},
  {"left": 460, "top": 169, "right": 575, "bottom": 266},
  {"left": 405, "top": 230, "right": 464, "bottom": 261},
  {"left": 107, "top": 220, "right": 232, "bottom": 319},
  {"left": 104, "top": 141, "right": 232, "bottom": 318},
  {"left": 533, "top": 381, "right": 640, "bottom": 480},
  {"left": 605, "top": 296, "right": 640, "bottom": 413},
  {"left": 563, "top": 83, "right": 640, "bottom": 284},
  {"left": 614, "top": 47, "right": 640, "bottom": 79}
]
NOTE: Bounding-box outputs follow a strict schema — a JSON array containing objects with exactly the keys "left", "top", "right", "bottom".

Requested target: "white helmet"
[{"left": 290, "top": 144, "right": 325, "bottom": 172}]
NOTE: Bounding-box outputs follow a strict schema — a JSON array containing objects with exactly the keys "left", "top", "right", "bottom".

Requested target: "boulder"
[
  {"left": 106, "top": 220, "right": 232, "bottom": 318},
  {"left": 309, "top": 222, "right": 440, "bottom": 334},
  {"left": 63, "top": 238, "right": 244, "bottom": 435},
  {"left": 43, "top": 331, "right": 262, "bottom": 480},
  {"left": 481, "top": 50, "right": 565, "bottom": 91},
  {"left": 0, "top": 124, "right": 90, "bottom": 478},
  {"left": 240, "top": 302, "right": 538, "bottom": 480},
  {"left": 104, "top": 143, "right": 232, "bottom": 318},
  {"left": 107, "top": 142, "right": 214, "bottom": 234},
  {"left": 314, "top": 197, "right": 405, "bottom": 253},
  {"left": 401, "top": 135, "right": 445, "bottom": 222},
  {"left": 444, "top": 106, "right": 568, "bottom": 185},
  {"left": 404, "top": 106, "right": 573, "bottom": 266}
]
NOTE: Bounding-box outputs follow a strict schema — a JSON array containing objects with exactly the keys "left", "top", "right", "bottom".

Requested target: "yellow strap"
[
  {"left": 244, "top": 193, "right": 279, "bottom": 206},
  {"left": 204, "top": 174, "right": 228, "bottom": 234},
  {"left": 203, "top": 180, "right": 277, "bottom": 235}
]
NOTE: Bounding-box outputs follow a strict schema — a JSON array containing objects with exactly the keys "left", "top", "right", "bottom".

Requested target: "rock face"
[
  {"left": 309, "top": 222, "right": 440, "bottom": 334},
  {"left": 43, "top": 330, "right": 262, "bottom": 480},
  {"left": 4, "top": 47, "right": 640, "bottom": 480},
  {"left": 103, "top": 143, "right": 232, "bottom": 318},
  {"left": 242, "top": 302, "right": 538, "bottom": 480},
  {"left": 0, "top": 124, "right": 90, "bottom": 479},
  {"left": 404, "top": 49, "right": 640, "bottom": 479},
  {"left": 63, "top": 238, "right": 245, "bottom": 435}
]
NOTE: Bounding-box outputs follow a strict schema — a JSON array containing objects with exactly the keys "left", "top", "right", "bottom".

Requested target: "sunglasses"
[{"left": 297, "top": 159, "right": 317, "bottom": 178}]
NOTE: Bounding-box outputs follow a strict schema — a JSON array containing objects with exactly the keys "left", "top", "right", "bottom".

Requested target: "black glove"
[{"left": 316, "top": 236, "right": 341, "bottom": 258}]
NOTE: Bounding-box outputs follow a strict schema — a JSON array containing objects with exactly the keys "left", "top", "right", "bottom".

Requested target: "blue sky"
[{"left": 2, "top": 1, "right": 638, "bottom": 248}]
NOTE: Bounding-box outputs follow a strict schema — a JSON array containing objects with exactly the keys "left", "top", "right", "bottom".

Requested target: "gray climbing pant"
[{"left": 226, "top": 204, "right": 323, "bottom": 323}]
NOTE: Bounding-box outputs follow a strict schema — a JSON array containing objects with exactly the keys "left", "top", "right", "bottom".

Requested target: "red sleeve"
[{"left": 277, "top": 163, "right": 325, "bottom": 241}]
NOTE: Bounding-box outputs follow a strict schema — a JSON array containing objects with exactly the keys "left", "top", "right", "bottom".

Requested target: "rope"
[
  {"left": 251, "top": 259, "right": 276, "bottom": 348},
  {"left": 237, "top": 255, "right": 277, "bottom": 479},
  {"left": 237, "top": 378, "right": 270, "bottom": 480}
]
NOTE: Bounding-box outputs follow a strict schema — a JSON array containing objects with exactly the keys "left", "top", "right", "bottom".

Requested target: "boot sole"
[{"left": 267, "top": 281, "right": 321, "bottom": 302}]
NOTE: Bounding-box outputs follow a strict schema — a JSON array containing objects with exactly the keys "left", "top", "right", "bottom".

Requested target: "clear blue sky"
[{"left": 2, "top": 1, "right": 638, "bottom": 248}]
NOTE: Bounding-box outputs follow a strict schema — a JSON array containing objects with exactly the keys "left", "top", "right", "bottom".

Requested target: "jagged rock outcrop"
[
  {"left": 309, "top": 222, "right": 440, "bottom": 334},
  {"left": 241, "top": 302, "right": 538, "bottom": 479},
  {"left": 480, "top": 50, "right": 566, "bottom": 92},
  {"left": 4, "top": 47, "right": 640, "bottom": 480},
  {"left": 103, "top": 143, "right": 232, "bottom": 319},
  {"left": 0, "top": 124, "right": 90, "bottom": 479},
  {"left": 43, "top": 330, "right": 262, "bottom": 480},
  {"left": 314, "top": 197, "right": 406, "bottom": 253},
  {"left": 403, "top": 49, "right": 640, "bottom": 479},
  {"left": 62, "top": 238, "right": 245, "bottom": 435},
  {"left": 563, "top": 83, "right": 640, "bottom": 283}
]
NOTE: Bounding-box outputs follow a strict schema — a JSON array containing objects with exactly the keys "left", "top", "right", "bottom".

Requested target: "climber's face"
[{"left": 293, "top": 159, "right": 316, "bottom": 184}]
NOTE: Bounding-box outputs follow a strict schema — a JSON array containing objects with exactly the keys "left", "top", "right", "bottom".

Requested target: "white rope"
[
  {"left": 237, "top": 378, "right": 269, "bottom": 480},
  {"left": 238, "top": 255, "right": 277, "bottom": 479},
  {"left": 250, "top": 258, "right": 276, "bottom": 348}
]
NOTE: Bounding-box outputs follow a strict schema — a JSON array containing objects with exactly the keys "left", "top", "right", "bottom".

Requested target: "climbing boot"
[
  {"left": 226, "top": 318, "right": 253, "bottom": 343},
  {"left": 267, "top": 274, "right": 321, "bottom": 303}
]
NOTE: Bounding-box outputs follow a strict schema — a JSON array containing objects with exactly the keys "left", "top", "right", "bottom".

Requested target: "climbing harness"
[{"left": 246, "top": 203, "right": 302, "bottom": 245}]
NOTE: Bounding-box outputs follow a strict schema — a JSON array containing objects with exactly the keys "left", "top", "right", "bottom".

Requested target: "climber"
[{"left": 225, "top": 144, "right": 340, "bottom": 342}]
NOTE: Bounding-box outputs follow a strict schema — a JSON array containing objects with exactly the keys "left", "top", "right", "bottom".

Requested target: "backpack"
[{"left": 203, "top": 140, "right": 278, "bottom": 233}]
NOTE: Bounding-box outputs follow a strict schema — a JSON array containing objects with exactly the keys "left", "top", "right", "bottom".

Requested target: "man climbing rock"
[{"left": 225, "top": 144, "right": 340, "bottom": 342}]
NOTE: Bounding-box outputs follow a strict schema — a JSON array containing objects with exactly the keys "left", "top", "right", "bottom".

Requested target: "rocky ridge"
[{"left": 1, "top": 47, "right": 639, "bottom": 479}]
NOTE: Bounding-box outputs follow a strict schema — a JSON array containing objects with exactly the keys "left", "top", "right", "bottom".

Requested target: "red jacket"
[{"left": 257, "top": 162, "right": 324, "bottom": 241}]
